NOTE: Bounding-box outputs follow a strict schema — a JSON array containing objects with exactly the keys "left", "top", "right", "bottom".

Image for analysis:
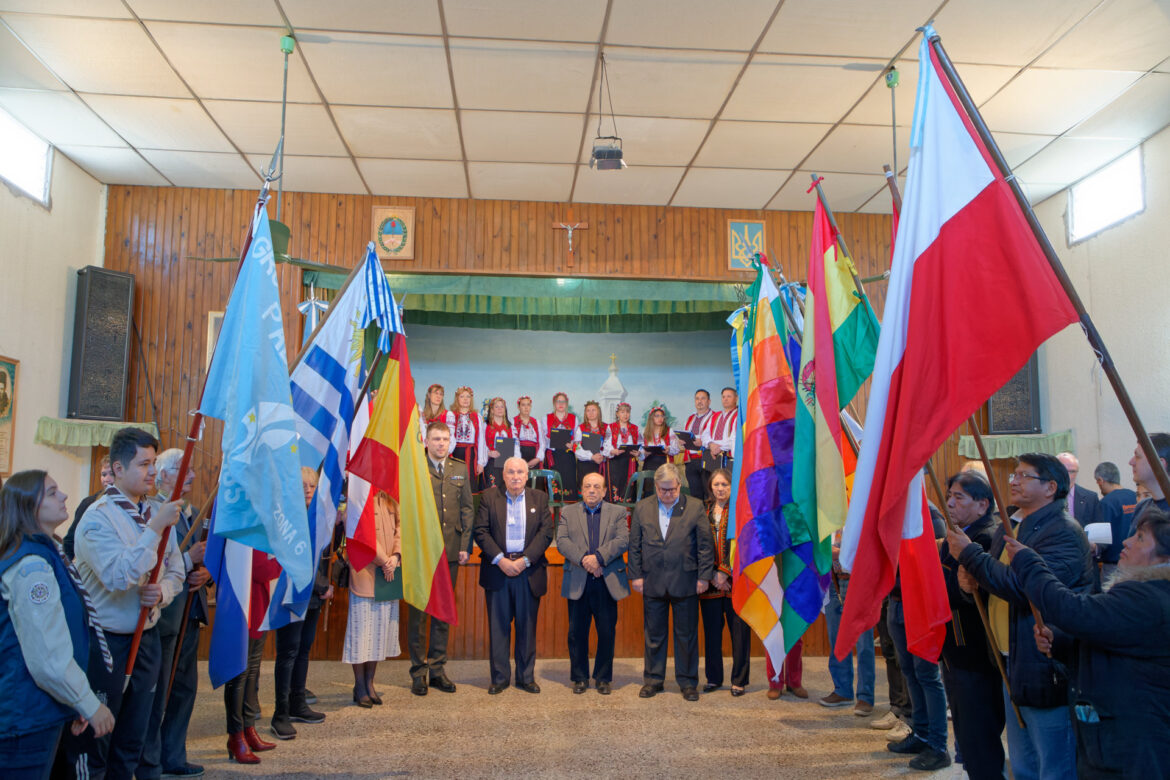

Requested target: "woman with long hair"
[
  {"left": 544, "top": 392, "right": 578, "bottom": 501},
  {"left": 343, "top": 492, "right": 401, "bottom": 708},
  {"left": 449, "top": 387, "right": 481, "bottom": 487},
  {"left": 513, "top": 396, "right": 545, "bottom": 470},
  {"left": 640, "top": 407, "right": 679, "bottom": 475},
  {"left": 0, "top": 470, "right": 115, "bottom": 778},
  {"left": 605, "top": 402, "right": 641, "bottom": 503},
  {"left": 574, "top": 401, "right": 607, "bottom": 493},
  {"left": 478, "top": 397, "right": 518, "bottom": 491},
  {"left": 698, "top": 468, "right": 751, "bottom": 696},
  {"left": 421, "top": 384, "right": 454, "bottom": 427}
]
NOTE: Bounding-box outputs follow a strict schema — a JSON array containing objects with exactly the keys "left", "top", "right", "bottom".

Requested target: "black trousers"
[
  {"left": 684, "top": 458, "right": 708, "bottom": 502},
  {"left": 273, "top": 605, "right": 322, "bottom": 713},
  {"left": 642, "top": 453, "right": 667, "bottom": 476},
  {"left": 408, "top": 560, "right": 460, "bottom": 680},
  {"left": 877, "top": 597, "right": 911, "bottom": 719},
  {"left": 942, "top": 661, "right": 1006, "bottom": 779},
  {"left": 567, "top": 576, "right": 618, "bottom": 683},
  {"left": 139, "top": 618, "right": 201, "bottom": 777},
  {"left": 643, "top": 593, "right": 699, "bottom": 689},
  {"left": 485, "top": 572, "right": 540, "bottom": 686},
  {"left": 66, "top": 627, "right": 161, "bottom": 780},
  {"left": 224, "top": 636, "right": 264, "bottom": 734},
  {"left": 699, "top": 595, "right": 751, "bottom": 687}
]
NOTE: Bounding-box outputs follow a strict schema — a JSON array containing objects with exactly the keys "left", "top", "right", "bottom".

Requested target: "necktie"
[
  {"left": 104, "top": 486, "right": 153, "bottom": 525},
  {"left": 52, "top": 542, "right": 114, "bottom": 672}
]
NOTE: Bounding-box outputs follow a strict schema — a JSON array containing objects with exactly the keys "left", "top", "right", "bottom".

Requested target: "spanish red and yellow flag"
[{"left": 348, "top": 336, "right": 457, "bottom": 624}]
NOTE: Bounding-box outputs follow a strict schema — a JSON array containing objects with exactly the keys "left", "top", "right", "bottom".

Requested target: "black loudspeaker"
[
  {"left": 67, "top": 266, "right": 135, "bottom": 420},
  {"left": 988, "top": 354, "right": 1041, "bottom": 434}
]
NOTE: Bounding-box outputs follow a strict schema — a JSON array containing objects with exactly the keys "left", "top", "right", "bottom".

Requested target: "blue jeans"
[
  {"left": 1002, "top": 684, "right": 1076, "bottom": 780},
  {"left": 887, "top": 598, "right": 948, "bottom": 753},
  {"left": 824, "top": 577, "right": 875, "bottom": 703},
  {"left": 0, "top": 722, "right": 62, "bottom": 778}
]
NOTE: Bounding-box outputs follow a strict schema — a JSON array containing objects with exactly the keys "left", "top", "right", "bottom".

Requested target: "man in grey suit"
[
  {"left": 557, "top": 471, "right": 629, "bottom": 695},
  {"left": 410, "top": 421, "right": 474, "bottom": 696},
  {"left": 628, "top": 463, "right": 714, "bottom": 701},
  {"left": 474, "top": 456, "right": 554, "bottom": 694}
]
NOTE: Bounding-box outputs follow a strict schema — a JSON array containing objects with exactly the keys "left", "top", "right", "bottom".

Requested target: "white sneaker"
[
  {"left": 871, "top": 711, "right": 899, "bottom": 730},
  {"left": 886, "top": 721, "right": 912, "bottom": 742}
]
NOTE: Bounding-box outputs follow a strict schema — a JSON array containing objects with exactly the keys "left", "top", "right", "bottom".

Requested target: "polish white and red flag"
[{"left": 835, "top": 26, "right": 1078, "bottom": 662}]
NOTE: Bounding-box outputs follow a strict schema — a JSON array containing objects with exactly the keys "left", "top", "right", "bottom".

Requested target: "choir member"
[
  {"left": 449, "top": 386, "right": 480, "bottom": 486},
  {"left": 478, "top": 397, "right": 518, "bottom": 491},
  {"left": 421, "top": 383, "right": 455, "bottom": 427},
  {"left": 574, "top": 401, "right": 607, "bottom": 493},
  {"left": 640, "top": 407, "right": 679, "bottom": 475},
  {"left": 679, "top": 389, "right": 717, "bottom": 502},
  {"left": 513, "top": 396, "right": 545, "bottom": 469},
  {"left": 606, "top": 402, "right": 641, "bottom": 503},
  {"left": 544, "top": 392, "right": 578, "bottom": 501},
  {"left": 705, "top": 387, "right": 738, "bottom": 474}
]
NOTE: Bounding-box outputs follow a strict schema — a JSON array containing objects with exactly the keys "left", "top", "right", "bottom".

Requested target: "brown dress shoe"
[
  {"left": 787, "top": 685, "right": 809, "bottom": 699},
  {"left": 243, "top": 726, "right": 276, "bottom": 752},
  {"left": 766, "top": 688, "right": 782, "bottom": 700},
  {"left": 227, "top": 733, "right": 260, "bottom": 765}
]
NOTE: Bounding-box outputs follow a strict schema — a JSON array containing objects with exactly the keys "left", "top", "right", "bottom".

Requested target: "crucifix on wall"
[{"left": 552, "top": 208, "right": 589, "bottom": 269}]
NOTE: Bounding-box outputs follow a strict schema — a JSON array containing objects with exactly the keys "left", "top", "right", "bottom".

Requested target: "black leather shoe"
[
  {"left": 352, "top": 688, "right": 373, "bottom": 708},
  {"left": 269, "top": 715, "right": 296, "bottom": 741},
  {"left": 410, "top": 677, "right": 428, "bottom": 696},
  {"left": 730, "top": 686, "right": 747, "bottom": 697},
  {"left": 571, "top": 680, "right": 587, "bottom": 694},
  {"left": 702, "top": 683, "right": 721, "bottom": 693},
  {"left": 888, "top": 734, "right": 929, "bottom": 755},
  {"left": 161, "top": 765, "right": 205, "bottom": 778},
  {"left": 682, "top": 687, "right": 700, "bottom": 702},
  {"left": 639, "top": 683, "right": 664, "bottom": 698},
  {"left": 429, "top": 675, "right": 457, "bottom": 693},
  {"left": 909, "top": 749, "right": 952, "bottom": 770},
  {"left": 596, "top": 681, "right": 612, "bottom": 695},
  {"left": 517, "top": 681, "right": 541, "bottom": 694},
  {"left": 369, "top": 690, "right": 383, "bottom": 706},
  {"left": 487, "top": 683, "right": 507, "bottom": 695},
  {"left": 288, "top": 704, "right": 325, "bottom": 724}
]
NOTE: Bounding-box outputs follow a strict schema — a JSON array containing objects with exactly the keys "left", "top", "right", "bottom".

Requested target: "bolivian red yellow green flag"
[
  {"left": 793, "top": 198, "right": 880, "bottom": 552},
  {"left": 348, "top": 336, "right": 457, "bottom": 624}
]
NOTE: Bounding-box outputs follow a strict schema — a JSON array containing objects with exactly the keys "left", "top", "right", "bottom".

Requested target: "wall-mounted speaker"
[
  {"left": 67, "top": 266, "right": 135, "bottom": 421},
  {"left": 988, "top": 354, "right": 1041, "bottom": 434}
]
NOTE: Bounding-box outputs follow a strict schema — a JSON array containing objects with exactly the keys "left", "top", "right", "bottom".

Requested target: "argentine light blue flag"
[{"left": 201, "top": 205, "right": 312, "bottom": 592}]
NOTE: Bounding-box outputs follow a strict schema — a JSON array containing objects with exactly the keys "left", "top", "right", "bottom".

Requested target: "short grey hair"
[
  {"left": 653, "top": 462, "right": 683, "bottom": 486},
  {"left": 1094, "top": 461, "right": 1121, "bottom": 484},
  {"left": 155, "top": 448, "right": 184, "bottom": 488}
]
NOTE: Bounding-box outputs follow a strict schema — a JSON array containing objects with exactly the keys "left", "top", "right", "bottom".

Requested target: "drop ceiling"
[{"left": 0, "top": 0, "right": 1167, "bottom": 212}]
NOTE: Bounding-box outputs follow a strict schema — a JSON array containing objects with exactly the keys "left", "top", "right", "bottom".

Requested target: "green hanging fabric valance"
[
  {"left": 957, "top": 429, "right": 1075, "bottom": 460},
  {"left": 35, "top": 417, "right": 160, "bottom": 449}
]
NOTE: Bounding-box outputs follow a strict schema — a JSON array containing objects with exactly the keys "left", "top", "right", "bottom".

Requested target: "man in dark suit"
[
  {"left": 1058, "top": 451, "right": 1100, "bottom": 527},
  {"left": 628, "top": 462, "right": 714, "bottom": 701},
  {"left": 557, "top": 471, "right": 629, "bottom": 695},
  {"left": 474, "top": 456, "right": 554, "bottom": 694},
  {"left": 410, "top": 421, "right": 474, "bottom": 695}
]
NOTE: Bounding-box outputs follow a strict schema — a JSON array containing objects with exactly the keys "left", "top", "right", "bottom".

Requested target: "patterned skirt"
[{"left": 342, "top": 593, "right": 401, "bottom": 664}]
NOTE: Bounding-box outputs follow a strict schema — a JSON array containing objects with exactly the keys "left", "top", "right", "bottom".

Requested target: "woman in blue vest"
[{"left": 0, "top": 470, "right": 114, "bottom": 779}]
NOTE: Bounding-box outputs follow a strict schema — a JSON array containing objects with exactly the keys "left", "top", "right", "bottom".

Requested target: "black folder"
[
  {"left": 580, "top": 432, "right": 602, "bottom": 454},
  {"left": 549, "top": 428, "right": 572, "bottom": 451},
  {"left": 491, "top": 437, "right": 515, "bottom": 468}
]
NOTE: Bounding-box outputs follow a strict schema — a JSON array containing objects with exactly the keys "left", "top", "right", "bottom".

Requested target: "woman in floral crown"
[
  {"left": 478, "top": 397, "right": 518, "bottom": 491},
  {"left": 573, "top": 401, "right": 607, "bottom": 495},
  {"left": 544, "top": 391, "right": 577, "bottom": 501},
  {"left": 420, "top": 384, "right": 455, "bottom": 427},
  {"left": 448, "top": 386, "right": 480, "bottom": 487},
  {"left": 512, "top": 396, "right": 545, "bottom": 470},
  {"left": 606, "top": 402, "right": 641, "bottom": 502},
  {"left": 640, "top": 406, "right": 679, "bottom": 475}
]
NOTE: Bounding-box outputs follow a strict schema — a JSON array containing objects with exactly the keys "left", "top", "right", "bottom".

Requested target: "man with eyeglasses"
[
  {"left": 945, "top": 452, "right": 1094, "bottom": 780},
  {"left": 628, "top": 463, "right": 714, "bottom": 702}
]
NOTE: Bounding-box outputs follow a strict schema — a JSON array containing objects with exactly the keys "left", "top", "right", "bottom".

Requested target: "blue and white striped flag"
[
  {"left": 204, "top": 507, "right": 251, "bottom": 688},
  {"left": 361, "top": 241, "right": 401, "bottom": 352}
]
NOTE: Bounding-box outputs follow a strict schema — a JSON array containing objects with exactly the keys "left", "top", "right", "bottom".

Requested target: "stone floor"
[{"left": 181, "top": 657, "right": 969, "bottom": 779}]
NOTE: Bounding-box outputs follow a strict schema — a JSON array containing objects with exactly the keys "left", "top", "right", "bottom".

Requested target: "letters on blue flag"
[{"left": 200, "top": 206, "right": 312, "bottom": 592}]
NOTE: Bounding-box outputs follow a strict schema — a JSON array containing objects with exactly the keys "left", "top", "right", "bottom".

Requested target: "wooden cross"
[{"left": 553, "top": 208, "right": 588, "bottom": 269}]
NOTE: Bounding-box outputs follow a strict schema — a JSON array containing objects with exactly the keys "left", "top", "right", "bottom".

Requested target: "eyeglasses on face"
[{"left": 1008, "top": 472, "right": 1047, "bottom": 484}]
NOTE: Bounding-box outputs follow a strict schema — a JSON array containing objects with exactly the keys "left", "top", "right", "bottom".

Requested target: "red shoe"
[
  {"left": 227, "top": 733, "right": 260, "bottom": 764},
  {"left": 244, "top": 726, "right": 276, "bottom": 752}
]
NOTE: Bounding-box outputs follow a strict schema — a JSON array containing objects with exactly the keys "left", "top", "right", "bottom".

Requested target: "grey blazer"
[{"left": 557, "top": 501, "right": 630, "bottom": 602}]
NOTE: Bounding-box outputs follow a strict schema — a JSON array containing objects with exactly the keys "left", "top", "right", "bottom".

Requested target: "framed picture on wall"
[
  {"left": 372, "top": 205, "right": 415, "bottom": 260},
  {"left": 728, "top": 219, "right": 766, "bottom": 271},
  {"left": 0, "top": 354, "right": 18, "bottom": 477},
  {"left": 206, "top": 311, "right": 224, "bottom": 372}
]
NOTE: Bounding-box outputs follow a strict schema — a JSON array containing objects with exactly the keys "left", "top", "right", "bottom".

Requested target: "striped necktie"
[
  {"left": 104, "top": 485, "right": 153, "bottom": 525},
  {"left": 52, "top": 541, "right": 114, "bottom": 672}
]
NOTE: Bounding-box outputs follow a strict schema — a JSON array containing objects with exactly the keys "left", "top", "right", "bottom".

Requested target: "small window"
[
  {"left": 0, "top": 107, "right": 51, "bottom": 206},
  {"left": 1068, "top": 148, "right": 1144, "bottom": 244}
]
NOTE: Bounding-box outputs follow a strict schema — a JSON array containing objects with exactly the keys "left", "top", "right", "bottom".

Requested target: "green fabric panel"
[
  {"left": 402, "top": 310, "right": 734, "bottom": 333},
  {"left": 956, "top": 429, "right": 1075, "bottom": 460},
  {"left": 35, "top": 417, "right": 160, "bottom": 448},
  {"left": 405, "top": 294, "right": 734, "bottom": 317}
]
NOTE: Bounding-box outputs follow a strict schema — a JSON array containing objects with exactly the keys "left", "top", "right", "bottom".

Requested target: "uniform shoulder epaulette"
[{"left": 447, "top": 455, "right": 465, "bottom": 466}]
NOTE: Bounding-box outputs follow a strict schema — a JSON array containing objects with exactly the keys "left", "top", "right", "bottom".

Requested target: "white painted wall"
[
  {"left": 0, "top": 149, "right": 106, "bottom": 503},
  {"left": 1035, "top": 124, "right": 1170, "bottom": 490}
]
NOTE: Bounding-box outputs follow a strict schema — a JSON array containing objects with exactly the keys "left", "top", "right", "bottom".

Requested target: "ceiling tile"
[
  {"left": 1019, "top": 182, "right": 1066, "bottom": 205},
  {"left": 125, "top": 0, "right": 282, "bottom": 25},
  {"left": 602, "top": 48, "right": 745, "bottom": 119},
  {"left": 0, "top": 88, "right": 124, "bottom": 146},
  {"left": 333, "top": 106, "right": 460, "bottom": 159},
  {"left": 443, "top": 0, "right": 607, "bottom": 42},
  {"left": 572, "top": 164, "right": 683, "bottom": 205},
  {"left": 357, "top": 158, "right": 468, "bottom": 198},
  {"left": 846, "top": 59, "right": 1017, "bottom": 125},
  {"left": 0, "top": 1, "right": 129, "bottom": 17},
  {"left": 56, "top": 144, "right": 167, "bottom": 185},
  {"left": 450, "top": 39, "right": 595, "bottom": 112},
  {"left": 1014, "top": 136, "right": 1141, "bottom": 190},
  {"left": 468, "top": 162, "right": 573, "bottom": 201},
  {"left": 461, "top": 111, "right": 581, "bottom": 163},
  {"left": 138, "top": 149, "right": 257, "bottom": 188},
  {"left": 299, "top": 33, "right": 452, "bottom": 108},
  {"left": 801, "top": 124, "right": 909, "bottom": 177},
  {"left": 1035, "top": 0, "right": 1170, "bottom": 71},
  {"left": 0, "top": 24, "right": 65, "bottom": 90},
  {"left": 607, "top": 0, "right": 777, "bottom": 51},
  {"left": 762, "top": 0, "right": 937, "bottom": 58},
  {"left": 930, "top": 0, "right": 1102, "bottom": 66},
  {"left": 144, "top": 22, "right": 319, "bottom": 103},
  {"left": 723, "top": 54, "right": 879, "bottom": 123},
  {"left": 1067, "top": 73, "right": 1170, "bottom": 141},
  {"left": 580, "top": 114, "right": 709, "bottom": 166},
  {"left": 279, "top": 0, "right": 441, "bottom": 36},
  {"left": 83, "top": 94, "right": 233, "bottom": 151},
  {"left": 990, "top": 132, "right": 1058, "bottom": 169},
  {"left": 695, "top": 120, "right": 829, "bottom": 169},
  {"left": 245, "top": 154, "right": 366, "bottom": 195},
  {"left": 204, "top": 100, "right": 346, "bottom": 156},
  {"left": 979, "top": 68, "right": 1143, "bottom": 135},
  {"left": 767, "top": 171, "right": 885, "bottom": 212},
  {"left": 2, "top": 15, "right": 187, "bottom": 97},
  {"left": 673, "top": 167, "right": 785, "bottom": 209}
]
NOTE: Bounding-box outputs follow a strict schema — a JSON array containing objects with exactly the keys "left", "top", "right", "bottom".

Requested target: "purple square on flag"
[{"left": 743, "top": 508, "right": 792, "bottom": 561}]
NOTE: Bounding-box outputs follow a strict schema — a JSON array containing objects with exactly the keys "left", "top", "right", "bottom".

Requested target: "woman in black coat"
[{"left": 1005, "top": 507, "right": 1170, "bottom": 779}]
